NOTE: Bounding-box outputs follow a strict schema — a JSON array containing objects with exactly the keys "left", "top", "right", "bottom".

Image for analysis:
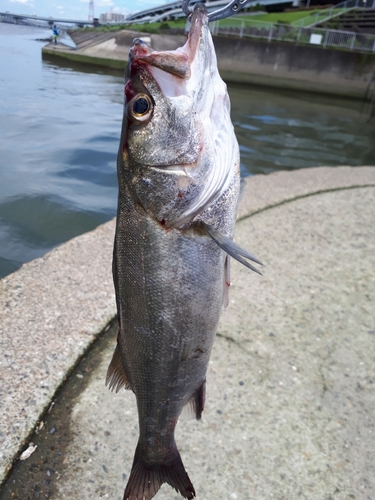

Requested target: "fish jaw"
[
  {"left": 119, "top": 4, "right": 240, "bottom": 229},
  {"left": 128, "top": 3, "right": 205, "bottom": 80}
]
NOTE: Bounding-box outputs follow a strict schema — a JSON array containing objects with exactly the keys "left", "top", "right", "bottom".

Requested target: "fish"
[{"left": 106, "top": 4, "right": 262, "bottom": 500}]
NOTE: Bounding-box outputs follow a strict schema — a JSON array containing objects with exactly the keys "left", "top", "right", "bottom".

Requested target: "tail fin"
[{"left": 124, "top": 443, "right": 195, "bottom": 500}]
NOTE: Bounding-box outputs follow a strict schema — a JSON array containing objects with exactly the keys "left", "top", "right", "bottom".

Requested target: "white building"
[{"left": 99, "top": 9, "right": 125, "bottom": 24}]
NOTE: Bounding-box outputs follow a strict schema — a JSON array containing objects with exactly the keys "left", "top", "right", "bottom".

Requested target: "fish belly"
[{"left": 115, "top": 193, "right": 225, "bottom": 455}]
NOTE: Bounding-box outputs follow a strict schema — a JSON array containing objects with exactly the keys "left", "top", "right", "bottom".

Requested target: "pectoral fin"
[
  {"left": 239, "top": 178, "right": 247, "bottom": 202},
  {"left": 223, "top": 255, "right": 230, "bottom": 308},
  {"left": 201, "top": 221, "right": 263, "bottom": 275}
]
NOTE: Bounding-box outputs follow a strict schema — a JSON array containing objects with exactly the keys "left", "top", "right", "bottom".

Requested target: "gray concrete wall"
[{"left": 213, "top": 36, "right": 375, "bottom": 99}]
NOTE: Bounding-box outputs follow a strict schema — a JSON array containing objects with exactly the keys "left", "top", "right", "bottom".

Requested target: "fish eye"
[
  {"left": 128, "top": 94, "right": 153, "bottom": 123},
  {"left": 133, "top": 97, "right": 149, "bottom": 114}
]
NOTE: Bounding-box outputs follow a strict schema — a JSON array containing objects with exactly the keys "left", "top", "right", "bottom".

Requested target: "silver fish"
[{"left": 106, "top": 5, "right": 262, "bottom": 500}]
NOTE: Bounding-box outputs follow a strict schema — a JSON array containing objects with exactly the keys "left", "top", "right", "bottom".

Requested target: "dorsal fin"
[{"left": 106, "top": 342, "right": 131, "bottom": 392}]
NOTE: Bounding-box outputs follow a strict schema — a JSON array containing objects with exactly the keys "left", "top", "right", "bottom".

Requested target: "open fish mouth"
[{"left": 129, "top": 4, "right": 207, "bottom": 82}]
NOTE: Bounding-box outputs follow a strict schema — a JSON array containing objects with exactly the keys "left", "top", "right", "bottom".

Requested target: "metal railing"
[
  {"left": 291, "top": 0, "right": 375, "bottom": 28},
  {"left": 210, "top": 20, "right": 375, "bottom": 52},
  {"left": 291, "top": 7, "right": 353, "bottom": 28}
]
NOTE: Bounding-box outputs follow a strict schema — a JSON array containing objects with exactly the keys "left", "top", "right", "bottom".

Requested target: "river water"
[{"left": 0, "top": 23, "right": 374, "bottom": 279}]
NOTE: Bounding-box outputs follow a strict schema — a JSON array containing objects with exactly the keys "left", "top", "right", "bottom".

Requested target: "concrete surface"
[
  {"left": 0, "top": 221, "right": 116, "bottom": 485},
  {"left": 0, "top": 167, "right": 375, "bottom": 500}
]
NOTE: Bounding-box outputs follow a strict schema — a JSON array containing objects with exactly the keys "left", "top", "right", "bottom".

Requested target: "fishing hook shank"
[{"left": 182, "top": 0, "right": 250, "bottom": 22}]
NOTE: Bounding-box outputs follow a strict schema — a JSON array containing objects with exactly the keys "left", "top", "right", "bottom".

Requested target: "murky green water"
[{"left": 0, "top": 23, "right": 374, "bottom": 279}]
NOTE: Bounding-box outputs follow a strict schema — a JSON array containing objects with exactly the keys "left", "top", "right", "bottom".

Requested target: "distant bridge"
[
  {"left": 126, "top": 0, "right": 298, "bottom": 23},
  {"left": 1, "top": 0, "right": 298, "bottom": 28},
  {"left": 0, "top": 11, "right": 94, "bottom": 26}
]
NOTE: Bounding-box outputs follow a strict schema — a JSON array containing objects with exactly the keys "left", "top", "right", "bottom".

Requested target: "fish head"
[{"left": 119, "top": 3, "right": 239, "bottom": 228}]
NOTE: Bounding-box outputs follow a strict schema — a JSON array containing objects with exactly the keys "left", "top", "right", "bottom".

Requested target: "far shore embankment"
[{"left": 42, "top": 29, "right": 375, "bottom": 100}]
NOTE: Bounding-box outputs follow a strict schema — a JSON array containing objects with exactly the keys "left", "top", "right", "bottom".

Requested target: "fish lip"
[
  {"left": 145, "top": 163, "right": 197, "bottom": 172},
  {"left": 147, "top": 164, "right": 192, "bottom": 174},
  {"left": 152, "top": 166, "right": 182, "bottom": 170}
]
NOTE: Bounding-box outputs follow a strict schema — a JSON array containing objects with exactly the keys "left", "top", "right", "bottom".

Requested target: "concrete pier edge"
[
  {"left": 0, "top": 166, "right": 375, "bottom": 490},
  {"left": 42, "top": 32, "right": 375, "bottom": 100},
  {"left": 42, "top": 46, "right": 127, "bottom": 70}
]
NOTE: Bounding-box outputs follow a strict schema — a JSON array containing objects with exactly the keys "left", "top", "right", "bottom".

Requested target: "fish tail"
[{"left": 123, "top": 442, "right": 195, "bottom": 500}]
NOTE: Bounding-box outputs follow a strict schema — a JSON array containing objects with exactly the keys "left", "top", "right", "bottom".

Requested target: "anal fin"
[
  {"left": 180, "top": 380, "right": 206, "bottom": 421},
  {"left": 106, "top": 342, "right": 131, "bottom": 392}
]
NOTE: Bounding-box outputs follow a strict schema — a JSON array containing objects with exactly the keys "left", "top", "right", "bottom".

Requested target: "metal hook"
[{"left": 182, "top": 0, "right": 250, "bottom": 22}]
